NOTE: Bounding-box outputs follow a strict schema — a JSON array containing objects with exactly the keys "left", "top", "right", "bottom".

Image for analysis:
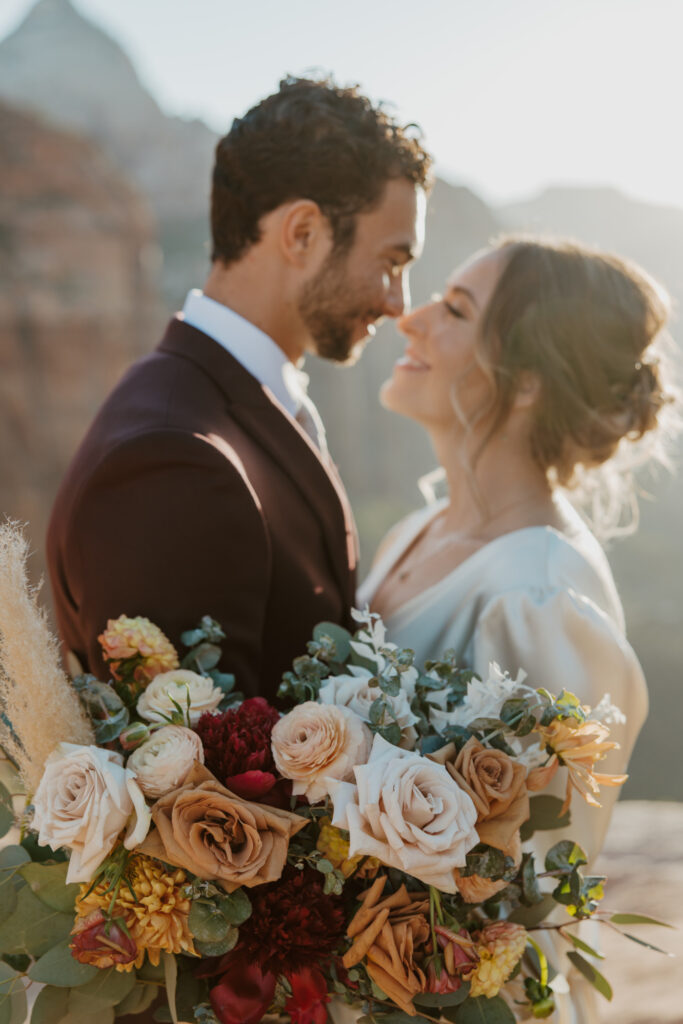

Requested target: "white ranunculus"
[
  {"left": 329, "top": 733, "right": 479, "bottom": 892},
  {"left": 271, "top": 701, "right": 372, "bottom": 804},
  {"left": 318, "top": 671, "right": 419, "bottom": 748},
  {"left": 32, "top": 743, "right": 151, "bottom": 884},
  {"left": 127, "top": 725, "right": 204, "bottom": 798},
  {"left": 429, "top": 662, "right": 528, "bottom": 734},
  {"left": 136, "top": 669, "right": 222, "bottom": 726}
]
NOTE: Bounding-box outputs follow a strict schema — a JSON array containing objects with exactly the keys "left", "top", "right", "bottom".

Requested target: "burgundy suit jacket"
[{"left": 47, "top": 318, "right": 358, "bottom": 700}]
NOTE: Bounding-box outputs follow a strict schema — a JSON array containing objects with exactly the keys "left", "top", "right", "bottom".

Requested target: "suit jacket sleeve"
[{"left": 63, "top": 429, "right": 270, "bottom": 698}]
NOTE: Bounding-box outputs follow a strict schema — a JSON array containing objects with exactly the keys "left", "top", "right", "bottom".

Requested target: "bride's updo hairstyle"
[{"left": 477, "top": 236, "right": 677, "bottom": 531}]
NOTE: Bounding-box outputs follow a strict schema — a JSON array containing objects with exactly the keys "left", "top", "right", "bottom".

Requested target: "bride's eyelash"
[{"left": 444, "top": 301, "right": 465, "bottom": 319}]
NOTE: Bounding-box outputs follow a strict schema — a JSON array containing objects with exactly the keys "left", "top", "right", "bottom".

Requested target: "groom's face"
[{"left": 298, "top": 178, "right": 425, "bottom": 364}]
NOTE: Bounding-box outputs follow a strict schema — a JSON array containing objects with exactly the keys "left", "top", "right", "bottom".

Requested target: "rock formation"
[{"left": 0, "top": 101, "right": 163, "bottom": 587}]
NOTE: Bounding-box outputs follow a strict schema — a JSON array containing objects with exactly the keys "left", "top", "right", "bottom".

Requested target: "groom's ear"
[{"left": 279, "top": 200, "right": 331, "bottom": 266}]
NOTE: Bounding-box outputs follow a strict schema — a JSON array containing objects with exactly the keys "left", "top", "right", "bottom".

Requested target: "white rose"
[
  {"left": 271, "top": 701, "right": 372, "bottom": 804},
  {"left": 329, "top": 733, "right": 479, "bottom": 892},
  {"left": 429, "top": 662, "right": 528, "bottom": 733},
  {"left": 319, "top": 671, "right": 419, "bottom": 748},
  {"left": 32, "top": 743, "right": 151, "bottom": 884},
  {"left": 127, "top": 725, "right": 204, "bottom": 798},
  {"left": 136, "top": 669, "right": 223, "bottom": 726}
]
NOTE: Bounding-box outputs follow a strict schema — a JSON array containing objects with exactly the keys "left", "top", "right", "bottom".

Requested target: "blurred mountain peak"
[{"left": 0, "top": 0, "right": 217, "bottom": 222}]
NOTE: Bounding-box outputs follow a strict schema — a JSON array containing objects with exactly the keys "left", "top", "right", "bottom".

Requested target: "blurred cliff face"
[{"left": 0, "top": 102, "right": 163, "bottom": 585}]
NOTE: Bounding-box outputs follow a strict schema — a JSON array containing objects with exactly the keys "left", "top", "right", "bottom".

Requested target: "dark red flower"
[
  {"left": 239, "top": 866, "right": 346, "bottom": 975},
  {"left": 196, "top": 698, "right": 285, "bottom": 803},
  {"left": 285, "top": 966, "right": 330, "bottom": 1024},
  {"left": 70, "top": 909, "right": 137, "bottom": 968},
  {"left": 209, "top": 952, "right": 277, "bottom": 1024}
]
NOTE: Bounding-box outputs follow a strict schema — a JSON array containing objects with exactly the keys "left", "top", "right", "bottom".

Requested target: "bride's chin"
[{"left": 379, "top": 377, "right": 419, "bottom": 419}]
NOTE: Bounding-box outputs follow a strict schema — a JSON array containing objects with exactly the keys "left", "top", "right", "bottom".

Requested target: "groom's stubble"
[{"left": 297, "top": 242, "right": 386, "bottom": 365}]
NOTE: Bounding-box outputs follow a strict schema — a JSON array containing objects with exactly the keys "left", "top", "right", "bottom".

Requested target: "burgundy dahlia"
[
  {"left": 196, "top": 697, "right": 284, "bottom": 801},
  {"left": 239, "top": 866, "right": 346, "bottom": 975}
]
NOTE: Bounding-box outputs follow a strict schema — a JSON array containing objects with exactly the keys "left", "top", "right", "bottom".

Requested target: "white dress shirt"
[{"left": 181, "top": 289, "right": 327, "bottom": 452}]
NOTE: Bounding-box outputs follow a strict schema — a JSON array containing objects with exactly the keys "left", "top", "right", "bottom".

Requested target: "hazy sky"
[{"left": 2, "top": 0, "right": 683, "bottom": 210}]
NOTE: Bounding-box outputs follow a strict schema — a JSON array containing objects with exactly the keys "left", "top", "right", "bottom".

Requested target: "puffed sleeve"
[{"left": 471, "top": 586, "right": 648, "bottom": 863}]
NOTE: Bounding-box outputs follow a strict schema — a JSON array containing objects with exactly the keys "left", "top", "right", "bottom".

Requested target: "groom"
[{"left": 47, "top": 76, "right": 431, "bottom": 699}]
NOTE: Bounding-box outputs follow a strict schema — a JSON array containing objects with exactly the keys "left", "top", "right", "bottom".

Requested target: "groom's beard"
[{"left": 298, "top": 249, "right": 382, "bottom": 364}]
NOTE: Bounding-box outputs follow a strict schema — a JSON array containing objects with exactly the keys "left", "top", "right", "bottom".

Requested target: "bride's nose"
[{"left": 397, "top": 304, "right": 427, "bottom": 336}]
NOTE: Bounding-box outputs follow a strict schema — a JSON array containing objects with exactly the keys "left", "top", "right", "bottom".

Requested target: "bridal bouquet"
[{"left": 0, "top": 525, "right": 671, "bottom": 1024}]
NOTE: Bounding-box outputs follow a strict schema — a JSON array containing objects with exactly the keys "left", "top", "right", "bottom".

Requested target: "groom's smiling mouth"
[{"left": 395, "top": 346, "right": 430, "bottom": 371}]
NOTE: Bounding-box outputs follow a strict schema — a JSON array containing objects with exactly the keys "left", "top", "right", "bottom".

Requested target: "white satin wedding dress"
[{"left": 351, "top": 495, "right": 648, "bottom": 1024}]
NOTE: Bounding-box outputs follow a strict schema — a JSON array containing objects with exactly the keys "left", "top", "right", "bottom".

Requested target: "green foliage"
[
  {"left": 113, "top": 982, "right": 157, "bottom": 1018},
  {"left": 278, "top": 653, "right": 331, "bottom": 703},
  {"left": 0, "top": 884, "right": 73, "bottom": 957},
  {"left": 609, "top": 912, "right": 674, "bottom": 927},
  {"left": 461, "top": 844, "right": 517, "bottom": 881},
  {"left": 520, "top": 796, "right": 570, "bottom": 841},
  {"left": 19, "top": 862, "right": 79, "bottom": 914},
  {"left": 544, "top": 841, "right": 587, "bottom": 873},
  {"left": 454, "top": 995, "right": 516, "bottom": 1023},
  {"left": 28, "top": 940, "right": 98, "bottom": 987},
  {"left": 71, "top": 676, "right": 130, "bottom": 743},
  {"left": 0, "top": 961, "right": 27, "bottom": 1024},
  {"left": 566, "top": 951, "right": 612, "bottom": 1000},
  {"left": 0, "top": 784, "right": 13, "bottom": 840},
  {"left": 312, "top": 622, "right": 353, "bottom": 663},
  {"left": 414, "top": 981, "right": 470, "bottom": 1007},
  {"left": 30, "top": 986, "right": 70, "bottom": 1024},
  {"left": 76, "top": 968, "right": 137, "bottom": 1007}
]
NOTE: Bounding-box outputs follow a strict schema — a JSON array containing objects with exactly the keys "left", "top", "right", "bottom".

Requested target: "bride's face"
[{"left": 380, "top": 250, "right": 504, "bottom": 432}]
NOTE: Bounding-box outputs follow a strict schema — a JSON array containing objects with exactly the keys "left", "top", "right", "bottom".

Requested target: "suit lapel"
[{"left": 158, "top": 318, "right": 357, "bottom": 601}]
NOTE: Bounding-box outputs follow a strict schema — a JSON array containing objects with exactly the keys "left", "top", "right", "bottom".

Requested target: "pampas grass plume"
[{"left": 0, "top": 523, "right": 94, "bottom": 792}]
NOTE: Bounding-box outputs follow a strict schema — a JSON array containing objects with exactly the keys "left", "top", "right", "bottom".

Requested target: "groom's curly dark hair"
[{"left": 210, "top": 75, "right": 433, "bottom": 265}]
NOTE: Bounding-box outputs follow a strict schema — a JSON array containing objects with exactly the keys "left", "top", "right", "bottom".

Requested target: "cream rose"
[
  {"left": 32, "top": 743, "right": 151, "bottom": 884},
  {"left": 136, "top": 669, "right": 223, "bottom": 726},
  {"left": 271, "top": 701, "right": 372, "bottom": 803},
  {"left": 127, "top": 725, "right": 204, "bottom": 798},
  {"left": 318, "top": 671, "right": 419, "bottom": 748},
  {"left": 329, "top": 733, "right": 479, "bottom": 892}
]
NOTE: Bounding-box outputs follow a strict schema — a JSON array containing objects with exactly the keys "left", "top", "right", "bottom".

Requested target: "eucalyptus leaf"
[
  {"left": 215, "top": 888, "right": 251, "bottom": 925},
  {"left": 191, "top": 643, "right": 222, "bottom": 673},
  {"left": 415, "top": 981, "right": 470, "bottom": 1007},
  {"left": 193, "top": 931, "right": 239, "bottom": 957},
  {"left": 544, "top": 840, "right": 587, "bottom": 873},
  {"left": 66, "top": 990, "right": 115, "bottom": 1024},
  {"left": 187, "top": 901, "right": 230, "bottom": 943},
  {"left": 566, "top": 933, "right": 604, "bottom": 959},
  {"left": 0, "top": 885, "right": 73, "bottom": 957},
  {"left": 76, "top": 967, "right": 137, "bottom": 1006},
  {"left": 29, "top": 985, "right": 69, "bottom": 1024},
  {"left": 609, "top": 912, "right": 674, "bottom": 928},
  {"left": 455, "top": 995, "right": 516, "bottom": 1023},
  {"left": 114, "top": 982, "right": 157, "bottom": 1018},
  {"left": 520, "top": 796, "right": 570, "bottom": 841},
  {"left": 617, "top": 932, "right": 674, "bottom": 955},
  {"left": 20, "top": 862, "right": 80, "bottom": 914},
  {"left": 565, "top": 952, "right": 612, "bottom": 1000},
  {"left": 313, "top": 622, "right": 352, "bottom": 662},
  {"left": 509, "top": 894, "right": 556, "bottom": 929},
  {"left": 28, "top": 940, "right": 99, "bottom": 988},
  {"left": 0, "top": 803, "right": 13, "bottom": 840}
]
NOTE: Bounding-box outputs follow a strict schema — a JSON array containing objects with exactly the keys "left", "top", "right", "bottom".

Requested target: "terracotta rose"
[
  {"left": 138, "top": 762, "right": 307, "bottom": 892},
  {"left": 431, "top": 737, "right": 529, "bottom": 850}
]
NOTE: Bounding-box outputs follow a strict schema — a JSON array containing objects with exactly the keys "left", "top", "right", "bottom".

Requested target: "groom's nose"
[{"left": 383, "top": 270, "right": 410, "bottom": 318}]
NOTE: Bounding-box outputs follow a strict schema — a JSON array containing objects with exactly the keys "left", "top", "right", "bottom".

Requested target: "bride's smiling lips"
[{"left": 394, "top": 346, "right": 430, "bottom": 371}]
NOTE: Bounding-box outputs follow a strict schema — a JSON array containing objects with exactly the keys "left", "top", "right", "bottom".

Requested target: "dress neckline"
[{"left": 359, "top": 497, "right": 582, "bottom": 626}]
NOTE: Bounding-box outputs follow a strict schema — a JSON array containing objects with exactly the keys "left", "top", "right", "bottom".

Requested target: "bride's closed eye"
[{"left": 430, "top": 293, "right": 467, "bottom": 320}]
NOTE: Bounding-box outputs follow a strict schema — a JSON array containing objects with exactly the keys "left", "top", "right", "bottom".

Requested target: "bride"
[{"left": 358, "top": 235, "right": 675, "bottom": 1022}]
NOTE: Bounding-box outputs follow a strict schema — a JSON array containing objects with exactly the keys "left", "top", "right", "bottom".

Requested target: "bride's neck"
[{"left": 428, "top": 425, "right": 557, "bottom": 537}]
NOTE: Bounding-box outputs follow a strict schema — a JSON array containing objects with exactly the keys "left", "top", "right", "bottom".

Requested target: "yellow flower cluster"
[
  {"left": 317, "top": 818, "right": 380, "bottom": 879},
  {"left": 98, "top": 615, "right": 179, "bottom": 687},
  {"left": 469, "top": 922, "right": 527, "bottom": 998},
  {"left": 76, "top": 853, "right": 195, "bottom": 970}
]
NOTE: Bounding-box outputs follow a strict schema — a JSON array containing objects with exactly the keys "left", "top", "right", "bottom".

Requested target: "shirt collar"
[{"left": 181, "top": 289, "right": 307, "bottom": 416}]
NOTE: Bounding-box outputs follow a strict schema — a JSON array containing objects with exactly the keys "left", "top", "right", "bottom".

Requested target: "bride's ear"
[{"left": 512, "top": 371, "right": 542, "bottom": 411}]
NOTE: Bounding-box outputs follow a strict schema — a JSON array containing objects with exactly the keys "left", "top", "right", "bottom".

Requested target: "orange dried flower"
[
  {"left": 535, "top": 718, "right": 627, "bottom": 815},
  {"left": 98, "top": 615, "right": 179, "bottom": 688}
]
